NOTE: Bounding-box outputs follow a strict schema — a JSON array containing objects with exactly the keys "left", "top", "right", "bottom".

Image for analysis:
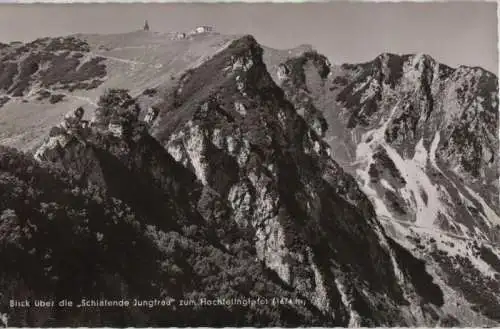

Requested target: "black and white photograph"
[{"left": 0, "top": 1, "right": 498, "bottom": 327}]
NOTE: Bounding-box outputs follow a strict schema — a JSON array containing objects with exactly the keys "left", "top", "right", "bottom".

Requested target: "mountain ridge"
[
  {"left": 339, "top": 52, "right": 497, "bottom": 78},
  {"left": 269, "top": 40, "right": 500, "bottom": 324}
]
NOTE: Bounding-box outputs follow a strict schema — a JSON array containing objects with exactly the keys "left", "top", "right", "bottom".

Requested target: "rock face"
[
  {"left": 268, "top": 48, "right": 500, "bottom": 325},
  {"left": 149, "top": 35, "right": 456, "bottom": 326},
  {"left": 0, "top": 32, "right": 498, "bottom": 326},
  {"left": 5, "top": 89, "right": 332, "bottom": 327}
]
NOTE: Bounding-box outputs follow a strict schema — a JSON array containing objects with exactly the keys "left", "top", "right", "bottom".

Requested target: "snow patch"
[
  {"left": 464, "top": 185, "right": 500, "bottom": 227},
  {"left": 433, "top": 233, "right": 497, "bottom": 279},
  {"left": 356, "top": 165, "right": 394, "bottom": 220},
  {"left": 355, "top": 103, "right": 399, "bottom": 163},
  {"left": 413, "top": 138, "right": 428, "bottom": 168},
  {"left": 355, "top": 105, "right": 452, "bottom": 230},
  {"left": 351, "top": 76, "right": 373, "bottom": 94},
  {"left": 384, "top": 144, "right": 444, "bottom": 228},
  {"left": 380, "top": 179, "right": 396, "bottom": 192},
  {"left": 429, "top": 131, "right": 499, "bottom": 228},
  {"left": 429, "top": 132, "right": 441, "bottom": 169},
  {"left": 360, "top": 79, "right": 380, "bottom": 104}
]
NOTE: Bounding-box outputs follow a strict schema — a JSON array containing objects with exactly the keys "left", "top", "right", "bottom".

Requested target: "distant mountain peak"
[{"left": 376, "top": 52, "right": 435, "bottom": 62}]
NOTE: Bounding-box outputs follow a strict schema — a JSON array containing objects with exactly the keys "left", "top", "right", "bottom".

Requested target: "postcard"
[{"left": 0, "top": 1, "right": 498, "bottom": 327}]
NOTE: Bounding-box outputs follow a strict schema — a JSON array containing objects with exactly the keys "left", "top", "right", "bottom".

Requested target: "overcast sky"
[{"left": 0, "top": 2, "right": 497, "bottom": 73}]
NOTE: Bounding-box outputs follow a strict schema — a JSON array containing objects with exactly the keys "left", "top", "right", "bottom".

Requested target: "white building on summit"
[
  {"left": 188, "top": 26, "right": 213, "bottom": 35},
  {"left": 195, "top": 26, "right": 212, "bottom": 33}
]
